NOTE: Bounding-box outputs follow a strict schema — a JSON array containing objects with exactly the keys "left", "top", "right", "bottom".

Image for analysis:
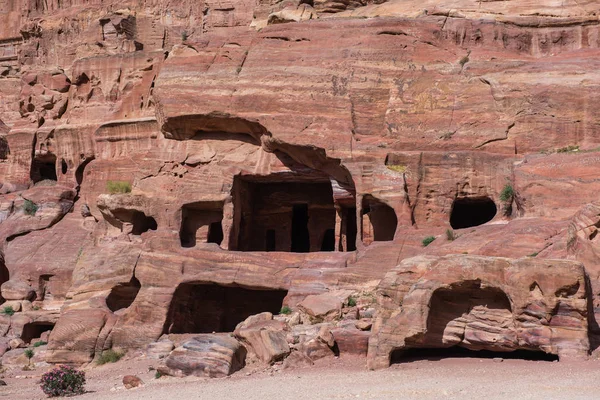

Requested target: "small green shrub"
[
  {"left": 23, "top": 199, "right": 38, "bottom": 216},
  {"left": 279, "top": 306, "right": 292, "bottom": 315},
  {"left": 446, "top": 229, "right": 456, "bottom": 241},
  {"left": 347, "top": 296, "right": 357, "bottom": 307},
  {"left": 33, "top": 341, "right": 47, "bottom": 348},
  {"left": 96, "top": 349, "right": 125, "bottom": 365},
  {"left": 386, "top": 164, "right": 406, "bottom": 173},
  {"left": 40, "top": 365, "right": 86, "bottom": 397},
  {"left": 499, "top": 184, "right": 514, "bottom": 202},
  {"left": 24, "top": 349, "right": 34, "bottom": 359},
  {"left": 528, "top": 252, "right": 539, "bottom": 258},
  {"left": 422, "top": 236, "right": 436, "bottom": 247},
  {"left": 1, "top": 305, "right": 15, "bottom": 316},
  {"left": 155, "top": 370, "right": 162, "bottom": 379},
  {"left": 556, "top": 145, "right": 579, "bottom": 153},
  {"left": 106, "top": 180, "right": 132, "bottom": 194},
  {"left": 181, "top": 30, "right": 188, "bottom": 41}
]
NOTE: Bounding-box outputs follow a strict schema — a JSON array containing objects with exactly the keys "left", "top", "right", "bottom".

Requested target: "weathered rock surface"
[
  {"left": 1, "top": 0, "right": 600, "bottom": 374},
  {"left": 367, "top": 255, "right": 590, "bottom": 369},
  {"left": 160, "top": 335, "right": 246, "bottom": 378},
  {"left": 234, "top": 312, "right": 291, "bottom": 364},
  {"left": 123, "top": 375, "right": 144, "bottom": 389}
]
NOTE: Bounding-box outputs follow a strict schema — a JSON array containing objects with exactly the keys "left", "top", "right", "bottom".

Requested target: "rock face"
[
  {"left": 1, "top": 0, "right": 600, "bottom": 373},
  {"left": 367, "top": 255, "right": 590, "bottom": 370}
]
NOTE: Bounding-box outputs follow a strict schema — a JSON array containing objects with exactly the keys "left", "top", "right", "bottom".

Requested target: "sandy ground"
[{"left": 2, "top": 355, "right": 600, "bottom": 400}]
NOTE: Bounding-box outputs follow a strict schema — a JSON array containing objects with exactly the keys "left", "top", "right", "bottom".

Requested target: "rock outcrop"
[
  {"left": 1, "top": 0, "right": 600, "bottom": 375},
  {"left": 367, "top": 255, "right": 590, "bottom": 369}
]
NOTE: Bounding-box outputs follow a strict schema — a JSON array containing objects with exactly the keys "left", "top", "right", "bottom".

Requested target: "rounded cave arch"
[
  {"left": 106, "top": 276, "right": 141, "bottom": 312},
  {"left": 449, "top": 196, "right": 497, "bottom": 229},
  {"left": 0, "top": 257, "right": 8, "bottom": 304},
  {"left": 361, "top": 195, "right": 397, "bottom": 244}
]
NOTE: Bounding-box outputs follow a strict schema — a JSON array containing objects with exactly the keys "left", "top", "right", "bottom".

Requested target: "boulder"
[
  {"left": 160, "top": 334, "right": 246, "bottom": 378},
  {"left": 331, "top": 327, "right": 370, "bottom": 356},
  {"left": 298, "top": 293, "right": 347, "bottom": 323},
  {"left": 282, "top": 350, "right": 314, "bottom": 370},
  {"left": 234, "top": 313, "right": 290, "bottom": 364},
  {"left": 123, "top": 375, "right": 144, "bottom": 389},
  {"left": 147, "top": 339, "right": 174, "bottom": 359},
  {"left": 1, "top": 281, "right": 35, "bottom": 301},
  {"left": 1, "top": 348, "right": 27, "bottom": 366}
]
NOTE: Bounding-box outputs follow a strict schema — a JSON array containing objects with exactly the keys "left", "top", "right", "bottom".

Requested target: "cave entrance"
[
  {"left": 21, "top": 322, "right": 55, "bottom": 344},
  {"left": 179, "top": 201, "right": 224, "bottom": 247},
  {"left": 361, "top": 196, "right": 397, "bottom": 245},
  {"left": 106, "top": 276, "right": 141, "bottom": 312},
  {"left": 231, "top": 176, "right": 336, "bottom": 252},
  {"left": 291, "top": 204, "right": 310, "bottom": 253},
  {"left": 30, "top": 154, "right": 57, "bottom": 183},
  {"left": 391, "top": 347, "right": 559, "bottom": 364},
  {"left": 392, "top": 281, "right": 527, "bottom": 362},
  {"left": 450, "top": 197, "right": 497, "bottom": 229},
  {"left": 164, "top": 283, "right": 288, "bottom": 334},
  {"left": 0, "top": 260, "right": 8, "bottom": 304},
  {"left": 111, "top": 209, "right": 157, "bottom": 235}
]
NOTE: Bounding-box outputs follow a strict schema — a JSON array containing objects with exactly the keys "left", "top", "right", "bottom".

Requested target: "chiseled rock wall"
[
  {"left": 367, "top": 255, "right": 590, "bottom": 369},
  {"left": 0, "top": 0, "right": 600, "bottom": 367}
]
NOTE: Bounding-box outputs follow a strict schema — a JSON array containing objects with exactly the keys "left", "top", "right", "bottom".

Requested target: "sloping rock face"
[
  {"left": 367, "top": 255, "right": 589, "bottom": 369},
  {"left": 0, "top": 0, "right": 600, "bottom": 371}
]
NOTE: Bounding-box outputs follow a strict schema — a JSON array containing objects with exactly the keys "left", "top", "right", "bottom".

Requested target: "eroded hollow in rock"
[
  {"left": 106, "top": 276, "right": 141, "bottom": 312},
  {"left": 164, "top": 283, "right": 288, "bottom": 334},
  {"left": 425, "top": 282, "right": 512, "bottom": 347},
  {"left": 391, "top": 347, "right": 559, "bottom": 363},
  {"left": 111, "top": 209, "right": 157, "bottom": 235},
  {"left": 231, "top": 175, "right": 337, "bottom": 252},
  {"left": 0, "top": 259, "right": 8, "bottom": 304},
  {"left": 21, "top": 322, "right": 55, "bottom": 344},
  {"left": 450, "top": 196, "right": 497, "bottom": 229},
  {"left": 179, "top": 201, "right": 224, "bottom": 247},
  {"left": 361, "top": 196, "right": 397, "bottom": 244},
  {"left": 30, "top": 154, "right": 57, "bottom": 183}
]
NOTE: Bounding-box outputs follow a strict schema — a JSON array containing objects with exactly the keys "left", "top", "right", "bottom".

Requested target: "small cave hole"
[
  {"left": 21, "top": 322, "right": 55, "bottom": 344},
  {"left": 164, "top": 283, "right": 288, "bottom": 334},
  {"left": 361, "top": 196, "right": 397, "bottom": 244},
  {"left": 30, "top": 154, "right": 57, "bottom": 183},
  {"left": 449, "top": 197, "right": 497, "bottom": 229},
  {"left": 179, "top": 201, "right": 224, "bottom": 248},
  {"left": 61, "top": 159, "right": 68, "bottom": 174},
  {"left": 112, "top": 210, "right": 157, "bottom": 235},
  {"left": 106, "top": 276, "right": 141, "bottom": 312},
  {"left": 0, "top": 260, "right": 8, "bottom": 305}
]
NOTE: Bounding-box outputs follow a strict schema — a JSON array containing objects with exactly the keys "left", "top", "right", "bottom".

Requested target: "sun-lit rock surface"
[{"left": 1, "top": 0, "right": 600, "bottom": 373}]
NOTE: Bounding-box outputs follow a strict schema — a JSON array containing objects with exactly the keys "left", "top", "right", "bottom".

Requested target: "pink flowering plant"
[{"left": 40, "top": 365, "right": 86, "bottom": 397}]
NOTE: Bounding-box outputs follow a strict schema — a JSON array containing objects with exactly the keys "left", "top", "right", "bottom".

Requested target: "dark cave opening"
[
  {"left": 106, "top": 276, "right": 141, "bottom": 312},
  {"left": 0, "top": 260, "right": 8, "bottom": 304},
  {"left": 31, "top": 155, "right": 57, "bottom": 183},
  {"left": 232, "top": 177, "right": 337, "bottom": 252},
  {"left": 361, "top": 196, "right": 397, "bottom": 244},
  {"left": 164, "top": 283, "right": 288, "bottom": 334},
  {"left": 291, "top": 204, "right": 310, "bottom": 253},
  {"left": 449, "top": 197, "right": 497, "bottom": 229},
  {"left": 21, "top": 322, "right": 55, "bottom": 344},
  {"left": 179, "top": 201, "right": 224, "bottom": 247},
  {"left": 390, "top": 346, "right": 559, "bottom": 364}
]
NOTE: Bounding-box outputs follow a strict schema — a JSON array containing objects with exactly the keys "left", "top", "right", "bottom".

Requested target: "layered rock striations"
[{"left": 1, "top": 0, "right": 600, "bottom": 372}]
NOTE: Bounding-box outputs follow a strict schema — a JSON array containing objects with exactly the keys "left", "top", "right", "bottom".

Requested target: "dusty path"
[{"left": 2, "top": 356, "right": 600, "bottom": 400}]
